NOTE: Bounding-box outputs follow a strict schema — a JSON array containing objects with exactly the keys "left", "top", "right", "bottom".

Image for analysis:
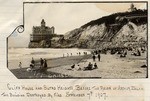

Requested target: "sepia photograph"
[{"left": 7, "top": 2, "right": 148, "bottom": 79}]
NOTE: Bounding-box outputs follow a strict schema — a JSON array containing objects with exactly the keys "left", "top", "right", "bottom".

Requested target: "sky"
[
  {"left": 7, "top": 2, "right": 147, "bottom": 47},
  {"left": 24, "top": 3, "right": 108, "bottom": 35}
]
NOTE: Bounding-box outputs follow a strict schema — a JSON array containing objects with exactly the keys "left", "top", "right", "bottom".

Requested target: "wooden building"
[{"left": 30, "top": 19, "right": 54, "bottom": 42}]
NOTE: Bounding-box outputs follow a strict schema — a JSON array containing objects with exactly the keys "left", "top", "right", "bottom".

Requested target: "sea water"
[{"left": 8, "top": 48, "right": 91, "bottom": 69}]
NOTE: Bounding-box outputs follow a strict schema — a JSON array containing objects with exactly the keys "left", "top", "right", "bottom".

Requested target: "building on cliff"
[
  {"left": 30, "top": 19, "right": 54, "bottom": 42},
  {"left": 29, "top": 19, "right": 64, "bottom": 48},
  {"left": 128, "top": 3, "right": 137, "bottom": 12}
]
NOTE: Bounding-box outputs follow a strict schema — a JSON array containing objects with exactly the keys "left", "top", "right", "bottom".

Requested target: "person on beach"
[
  {"left": 84, "top": 52, "right": 87, "bottom": 55},
  {"left": 88, "top": 62, "right": 93, "bottom": 70},
  {"left": 95, "top": 50, "right": 98, "bottom": 55},
  {"left": 137, "top": 49, "right": 141, "bottom": 56},
  {"left": 41, "top": 59, "right": 48, "bottom": 74},
  {"left": 30, "top": 57, "right": 35, "bottom": 69},
  {"left": 79, "top": 52, "right": 81, "bottom": 56},
  {"left": 67, "top": 53, "right": 69, "bottom": 57},
  {"left": 85, "top": 62, "right": 93, "bottom": 70},
  {"left": 77, "top": 64, "right": 81, "bottom": 71},
  {"left": 34, "top": 59, "right": 48, "bottom": 78},
  {"left": 44, "top": 59, "right": 47, "bottom": 68},
  {"left": 40, "top": 58, "right": 44, "bottom": 68},
  {"left": 71, "top": 64, "right": 75, "bottom": 70},
  {"left": 98, "top": 53, "right": 101, "bottom": 61},
  {"left": 92, "top": 54, "right": 96, "bottom": 61},
  {"left": 26, "top": 67, "right": 32, "bottom": 72},
  {"left": 94, "top": 63, "right": 98, "bottom": 69},
  {"left": 19, "top": 62, "right": 22, "bottom": 71},
  {"left": 98, "top": 50, "right": 101, "bottom": 54},
  {"left": 31, "top": 57, "right": 35, "bottom": 64},
  {"left": 33, "top": 58, "right": 44, "bottom": 76}
]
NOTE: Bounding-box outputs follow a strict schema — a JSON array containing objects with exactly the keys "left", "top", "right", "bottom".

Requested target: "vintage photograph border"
[{"left": 6, "top": 1, "right": 148, "bottom": 79}]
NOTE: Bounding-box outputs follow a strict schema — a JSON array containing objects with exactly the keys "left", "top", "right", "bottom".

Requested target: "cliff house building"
[{"left": 30, "top": 19, "right": 54, "bottom": 42}]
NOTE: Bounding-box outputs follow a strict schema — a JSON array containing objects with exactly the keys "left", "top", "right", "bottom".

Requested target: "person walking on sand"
[
  {"left": 93, "top": 54, "right": 96, "bottom": 61},
  {"left": 43, "top": 59, "right": 48, "bottom": 73},
  {"left": 98, "top": 53, "right": 101, "bottom": 61}
]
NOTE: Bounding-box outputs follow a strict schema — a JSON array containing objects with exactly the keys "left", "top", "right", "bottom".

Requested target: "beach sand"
[{"left": 10, "top": 52, "right": 147, "bottom": 79}]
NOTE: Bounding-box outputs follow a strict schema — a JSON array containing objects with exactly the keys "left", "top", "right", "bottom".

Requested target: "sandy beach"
[{"left": 10, "top": 51, "right": 147, "bottom": 79}]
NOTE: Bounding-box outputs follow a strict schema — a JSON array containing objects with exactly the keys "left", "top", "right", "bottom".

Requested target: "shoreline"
[
  {"left": 36, "top": 54, "right": 92, "bottom": 69},
  {"left": 10, "top": 54, "right": 92, "bottom": 79},
  {"left": 9, "top": 52, "right": 147, "bottom": 79},
  {"left": 8, "top": 48, "right": 92, "bottom": 69}
]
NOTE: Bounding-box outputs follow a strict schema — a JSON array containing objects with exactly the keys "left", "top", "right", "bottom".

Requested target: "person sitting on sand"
[
  {"left": 94, "top": 63, "right": 98, "bottom": 69},
  {"left": 131, "top": 49, "right": 141, "bottom": 56},
  {"left": 71, "top": 64, "right": 75, "bottom": 70},
  {"left": 85, "top": 62, "right": 93, "bottom": 70},
  {"left": 88, "top": 62, "right": 93, "bottom": 70},
  {"left": 26, "top": 67, "right": 32, "bottom": 72},
  {"left": 77, "top": 64, "right": 81, "bottom": 71},
  {"left": 137, "top": 49, "right": 141, "bottom": 56}
]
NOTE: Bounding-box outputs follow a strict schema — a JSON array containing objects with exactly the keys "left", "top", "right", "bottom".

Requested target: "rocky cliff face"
[
  {"left": 28, "top": 40, "right": 51, "bottom": 48},
  {"left": 61, "top": 10, "right": 147, "bottom": 49}
]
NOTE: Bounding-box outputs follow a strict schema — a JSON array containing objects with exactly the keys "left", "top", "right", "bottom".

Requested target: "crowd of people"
[
  {"left": 63, "top": 52, "right": 88, "bottom": 57},
  {"left": 19, "top": 57, "right": 48, "bottom": 76},
  {"left": 70, "top": 50, "right": 101, "bottom": 71},
  {"left": 18, "top": 46, "right": 146, "bottom": 77},
  {"left": 18, "top": 51, "right": 90, "bottom": 77},
  {"left": 70, "top": 62, "right": 98, "bottom": 71},
  {"left": 69, "top": 46, "right": 146, "bottom": 71},
  {"left": 84, "top": 62, "right": 98, "bottom": 70},
  {"left": 92, "top": 53, "right": 101, "bottom": 62}
]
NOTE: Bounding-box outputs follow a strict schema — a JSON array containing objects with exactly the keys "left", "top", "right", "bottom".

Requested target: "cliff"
[
  {"left": 61, "top": 9, "right": 147, "bottom": 49},
  {"left": 28, "top": 34, "right": 64, "bottom": 48}
]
